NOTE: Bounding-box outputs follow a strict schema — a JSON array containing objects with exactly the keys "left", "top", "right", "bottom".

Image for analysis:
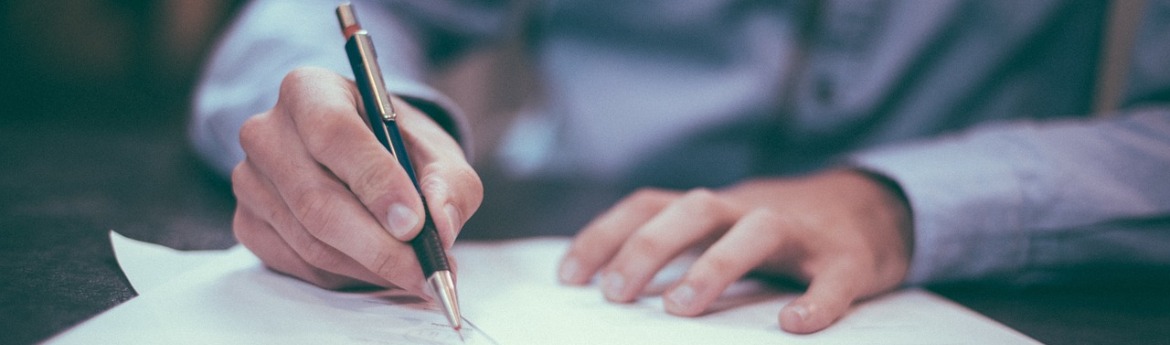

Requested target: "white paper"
[
  {"left": 51, "top": 232, "right": 496, "bottom": 345},
  {"left": 52, "top": 234, "right": 1039, "bottom": 344},
  {"left": 109, "top": 231, "right": 244, "bottom": 294},
  {"left": 456, "top": 238, "right": 1040, "bottom": 345}
]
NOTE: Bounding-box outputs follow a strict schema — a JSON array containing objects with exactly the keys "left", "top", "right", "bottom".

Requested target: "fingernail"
[
  {"left": 790, "top": 304, "right": 811, "bottom": 321},
  {"left": 558, "top": 257, "right": 579, "bottom": 283},
  {"left": 666, "top": 284, "right": 696, "bottom": 311},
  {"left": 386, "top": 203, "right": 419, "bottom": 239},
  {"left": 602, "top": 272, "right": 625, "bottom": 300}
]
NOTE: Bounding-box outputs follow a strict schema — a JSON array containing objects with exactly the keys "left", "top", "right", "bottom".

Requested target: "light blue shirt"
[{"left": 191, "top": 0, "right": 1170, "bottom": 285}]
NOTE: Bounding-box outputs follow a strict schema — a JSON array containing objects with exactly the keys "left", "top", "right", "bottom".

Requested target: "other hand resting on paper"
[
  {"left": 558, "top": 169, "right": 913, "bottom": 334},
  {"left": 231, "top": 67, "right": 482, "bottom": 293}
]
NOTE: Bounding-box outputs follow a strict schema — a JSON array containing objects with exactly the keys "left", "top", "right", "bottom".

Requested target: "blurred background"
[
  {"left": 2, "top": 2, "right": 1168, "bottom": 345},
  {"left": 0, "top": 1, "right": 244, "bottom": 343},
  {"left": 1, "top": 0, "right": 241, "bottom": 128}
]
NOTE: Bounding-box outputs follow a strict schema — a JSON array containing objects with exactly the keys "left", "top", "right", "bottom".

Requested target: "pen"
[{"left": 335, "top": 2, "right": 463, "bottom": 332}]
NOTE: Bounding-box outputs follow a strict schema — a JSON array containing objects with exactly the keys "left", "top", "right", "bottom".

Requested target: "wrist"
[{"left": 845, "top": 168, "right": 915, "bottom": 261}]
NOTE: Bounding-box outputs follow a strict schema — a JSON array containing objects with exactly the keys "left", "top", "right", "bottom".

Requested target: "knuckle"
[
  {"left": 419, "top": 169, "right": 450, "bottom": 197},
  {"left": 231, "top": 211, "right": 257, "bottom": 244},
  {"left": 299, "top": 239, "right": 343, "bottom": 271},
  {"left": 229, "top": 163, "right": 248, "bottom": 184},
  {"left": 419, "top": 168, "right": 475, "bottom": 244},
  {"left": 682, "top": 188, "right": 717, "bottom": 201},
  {"left": 622, "top": 188, "right": 672, "bottom": 214},
  {"left": 745, "top": 208, "right": 787, "bottom": 230},
  {"left": 370, "top": 248, "right": 406, "bottom": 279},
  {"left": 349, "top": 159, "right": 395, "bottom": 198},
  {"left": 421, "top": 163, "right": 484, "bottom": 209},
  {"left": 262, "top": 202, "right": 284, "bottom": 225},
  {"left": 695, "top": 255, "right": 739, "bottom": 279},
  {"left": 678, "top": 188, "right": 723, "bottom": 217},
  {"left": 450, "top": 165, "right": 484, "bottom": 207},
  {"left": 291, "top": 185, "right": 345, "bottom": 237},
  {"left": 278, "top": 68, "right": 360, "bottom": 151},
  {"left": 627, "top": 232, "right": 666, "bottom": 258},
  {"left": 279, "top": 67, "right": 324, "bottom": 96},
  {"left": 628, "top": 188, "right": 669, "bottom": 202},
  {"left": 304, "top": 108, "right": 363, "bottom": 159},
  {"left": 229, "top": 163, "right": 252, "bottom": 197},
  {"left": 237, "top": 115, "right": 269, "bottom": 153}
]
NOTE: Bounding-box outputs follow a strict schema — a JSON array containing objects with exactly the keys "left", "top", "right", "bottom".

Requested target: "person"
[{"left": 190, "top": 0, "right": 1170, "bottom": 334}]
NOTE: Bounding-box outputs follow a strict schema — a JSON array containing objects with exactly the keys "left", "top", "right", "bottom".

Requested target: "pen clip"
[{"left": 338, "top": 2, "right": 396, "bottom": 122}]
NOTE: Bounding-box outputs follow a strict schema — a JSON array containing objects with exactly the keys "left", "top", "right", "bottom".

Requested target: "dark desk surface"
[{"left": 3, "top": 85, "right": 1170, "bottom": 345}]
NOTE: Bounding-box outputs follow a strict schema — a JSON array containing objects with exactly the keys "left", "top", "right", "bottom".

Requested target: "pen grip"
[{"left": 412, "top": 215, "right": 451, "bottom": 276}]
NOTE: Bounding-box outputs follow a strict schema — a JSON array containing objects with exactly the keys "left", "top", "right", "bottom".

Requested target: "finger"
[
  {"left": 278, "top": 67, "right": 427, "bottom": 242},
  {"left": 663, "top": 209, "right": 788, "bottom": 316},
  {"left": 234, "top": 205, "right": 367, "bottom": 290},
  {"left": 601, "top": 189, "right": 739, "bottom": 303},
  {"left": 233, "top": 161, "right": 396, "bottom": 288},
  {"left": 559, "top": 189, "right": 678, "bottom": 285},
  {"left": 778, "top": 262, "right": 861, "bottom": 334},
  {"left": 381, "top": 99, "right": 481, "bottom": 249},
  {"left": 238, "top": 101, "right": 425, "bottom": 291},
  {"left": 415, "top": 158, "right": 482, "bottom": 249}
]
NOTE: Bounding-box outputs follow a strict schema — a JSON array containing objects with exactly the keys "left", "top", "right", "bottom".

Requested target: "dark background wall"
[
  {"left": 1, "top": 0, "right": 239, "bottom": 131},
  {"left": 0, "top": 2, "right": 243, "bottom": 344}
]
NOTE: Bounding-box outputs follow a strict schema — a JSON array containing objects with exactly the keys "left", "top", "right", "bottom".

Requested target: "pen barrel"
[
  {"left": 345, "top": 34, "right": 395, "bottom": 122},
  {"left": 346, "top": 35, "right": 451, "bottom": 276},
  {"left": 338, "top": 5, "right": 460, "bottom": 327},
  {"left": 381, "top": 121, "right": 451, "bottom": 275},
  {"left": 379, "top": 115, "right": 453, "bottom": 277}
]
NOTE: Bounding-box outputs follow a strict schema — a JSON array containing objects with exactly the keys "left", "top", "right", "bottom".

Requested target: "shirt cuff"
[{"left": 848, "top": 130, "right": 1041, "bottom": 285}]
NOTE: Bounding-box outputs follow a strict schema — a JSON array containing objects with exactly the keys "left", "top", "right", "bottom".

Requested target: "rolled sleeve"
[
  {"left": 852, "top": 110, "right": 1170, "bottom": 285},
  {"left": 851, "top": 123, "right": 1052, "bottom": 285}
]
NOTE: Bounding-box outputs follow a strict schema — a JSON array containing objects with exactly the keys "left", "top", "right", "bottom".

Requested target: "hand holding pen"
[{"left": 228, "top": 5, "right": 482, "bottom": 330}]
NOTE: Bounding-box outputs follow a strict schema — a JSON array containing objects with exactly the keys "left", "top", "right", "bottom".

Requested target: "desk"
[{"left": 2, "top": 100, "right": 1169, "bottom": 345}]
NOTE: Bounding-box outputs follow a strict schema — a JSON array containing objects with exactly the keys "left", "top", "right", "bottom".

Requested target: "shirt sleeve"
[
  {"left": 851, "top": 2, "right": 1170, "bottom": 285},
  {"left": 189, "top": 0, "right": 508, "bottom": 176},
  {"left": 852, "top": 110, "right": 1170, "bottom": 285}
]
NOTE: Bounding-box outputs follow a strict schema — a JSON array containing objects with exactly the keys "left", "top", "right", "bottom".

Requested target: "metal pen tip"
[{"left": 429, "top": 270, "right": 463, "bottom": 331}]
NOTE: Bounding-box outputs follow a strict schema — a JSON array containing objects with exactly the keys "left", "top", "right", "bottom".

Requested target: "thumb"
[{"left": 778, "top": 265, "right": 859, "bottom": 334}]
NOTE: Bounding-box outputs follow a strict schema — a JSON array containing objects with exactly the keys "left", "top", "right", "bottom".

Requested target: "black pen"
[{"left": 335, "top": 2, "right": 462, "bottom": 332}]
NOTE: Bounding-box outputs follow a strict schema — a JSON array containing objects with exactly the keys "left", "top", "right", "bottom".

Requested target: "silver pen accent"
[{"left": 337, "top": 2, "right": 463, "bottom": 332}]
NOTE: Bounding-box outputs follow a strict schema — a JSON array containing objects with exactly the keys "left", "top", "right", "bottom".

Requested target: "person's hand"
[
  {"left": 231, "top": 67, "right": 482, "bottom": 293},
  {"left": 557, "top": 169, "right": 912, "bottom": 334}
]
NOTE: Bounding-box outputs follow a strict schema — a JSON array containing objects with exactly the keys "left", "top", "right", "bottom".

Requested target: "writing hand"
[
  {"left": 558, "top": 169, "right": 912, "bottom": 333},
  {"left": 231, "top": 67, "right": 482, "bottom": 293}
]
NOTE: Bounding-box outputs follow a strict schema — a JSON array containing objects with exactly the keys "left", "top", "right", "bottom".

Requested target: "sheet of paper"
[
  {"left": 53, "top": 234, "right": 1039, "bottom": 344},
  {"left": 109, "top": 231, "right": 244, "bottom": 294},
  {"left": 456, "top": 238, "right": 1039, "bottom": 345},
  {"left": 49, "top": 233, "right": 497, "bottom": 345}
]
